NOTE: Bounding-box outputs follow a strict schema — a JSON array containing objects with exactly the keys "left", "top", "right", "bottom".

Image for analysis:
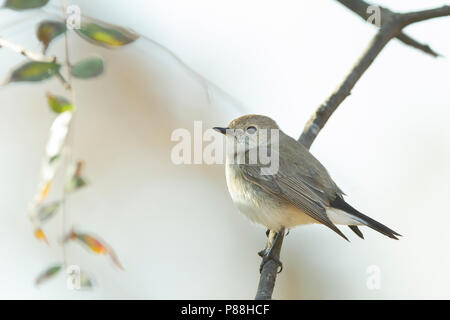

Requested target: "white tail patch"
[{"left": 326, "top": 208, "right": 365, "bottom": 226}]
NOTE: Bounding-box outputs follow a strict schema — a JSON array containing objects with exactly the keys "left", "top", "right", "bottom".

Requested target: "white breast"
[{"left": 225, "top": 163, "right": 317, "bottom": 231}]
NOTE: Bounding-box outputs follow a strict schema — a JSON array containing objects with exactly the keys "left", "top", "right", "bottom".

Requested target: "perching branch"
[
  {"left": 256, "top": 3, "right": 450, "bottom": 300},
  {"left": 255, "top": 229, "right": 285, "bottom": 300}
]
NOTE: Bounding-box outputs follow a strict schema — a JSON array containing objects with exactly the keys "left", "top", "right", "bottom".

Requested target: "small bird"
[{"left": 214, "top": 115, "right": 400, "bottom": 269}]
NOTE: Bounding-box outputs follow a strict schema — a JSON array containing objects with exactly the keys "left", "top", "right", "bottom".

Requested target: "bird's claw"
[
  {"left": 259, "top": 254, "right": 283, "bottom": 274},
  {"left": 259, "top": 228, "right": 284, "bottom": 274}
]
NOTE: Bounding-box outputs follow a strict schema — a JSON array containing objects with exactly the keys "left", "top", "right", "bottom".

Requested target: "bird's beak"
[{"left": 213, "top": 127, "right": 229, "bottom": 135}]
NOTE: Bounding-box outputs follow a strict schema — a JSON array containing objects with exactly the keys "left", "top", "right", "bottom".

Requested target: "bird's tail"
[{"left": 330, "top": 196, "right": 401, "bottom": 240}]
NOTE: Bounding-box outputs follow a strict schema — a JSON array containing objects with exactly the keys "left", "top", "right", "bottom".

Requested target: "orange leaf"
[
  {"left": 70, "top": 232, "right": 108, "bottom": 255},
  {"left": 34, "top": 228, "right": 49, "bottom": 244},
  {"left": 82, "top": 234, "right": 108, "bottom": 254},
  {"left": 66, "top": 229, "right": 123, "bottom": 269}
]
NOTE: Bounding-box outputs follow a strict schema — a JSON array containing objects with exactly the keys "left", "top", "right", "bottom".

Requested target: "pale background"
[{"left": 0, "top": 0, "right": 449, "bottom": 299}]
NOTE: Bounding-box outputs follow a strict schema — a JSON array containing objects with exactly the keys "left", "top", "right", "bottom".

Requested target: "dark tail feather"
[
  {"left": 349, "top": 225, "right": 364, "bottom": 239},
  {"left": 331, "top": 196, "right": 401, "bottom": 240}
]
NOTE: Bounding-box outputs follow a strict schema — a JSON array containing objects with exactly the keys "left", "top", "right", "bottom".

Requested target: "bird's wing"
[
  {"left": 239, "top": 161, "right": 348, "bottom": 241},
  {"left": 280, "top": 133, "right": 344, "bottom": 198}
]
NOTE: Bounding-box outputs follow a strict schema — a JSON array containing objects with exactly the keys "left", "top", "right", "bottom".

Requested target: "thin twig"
[
  {"left": 0, "top": 37, "right": 56, "bottom": 62},
  {"left": 60, "top": 0, "right": 76, "bottom": 269},
  {"left": 256, "top": 3, "right": 450, "bottom": 300},
  {"left": 396, "top": 33, "right": 440, "bottom": 58},
  {"left": 400, "top": 6, "right": 450, "bottom": 24}
]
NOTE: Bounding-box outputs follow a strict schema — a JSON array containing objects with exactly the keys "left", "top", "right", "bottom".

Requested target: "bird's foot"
[
  {"left": 258, "top": 228, "right": 285, "bottom": 273},
  {"left": 259, "top": 253, "right": 283, "bottom": 274}
]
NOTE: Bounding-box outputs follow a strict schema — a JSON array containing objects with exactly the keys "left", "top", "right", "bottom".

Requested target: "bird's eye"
[{"left": 246, "top": 126, "right": 257, "bottom": 134}]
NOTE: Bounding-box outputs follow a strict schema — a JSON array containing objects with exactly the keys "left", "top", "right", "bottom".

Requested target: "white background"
[{"left": 0, "top": 0, "right": 449, "bottom": 299}]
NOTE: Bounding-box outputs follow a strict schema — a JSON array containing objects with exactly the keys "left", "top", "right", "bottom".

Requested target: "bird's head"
[{"left": 214, "top": 114, "right": 280, "bottom": 153}]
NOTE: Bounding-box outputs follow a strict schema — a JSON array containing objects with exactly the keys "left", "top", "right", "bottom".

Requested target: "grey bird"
[{"left": 214, "top": 115, "right": 401, "bottom": 268}]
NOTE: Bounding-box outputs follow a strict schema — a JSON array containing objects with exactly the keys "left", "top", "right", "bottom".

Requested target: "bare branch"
[
  {"left": 396, "top": 33, "right": 440, "bottom": 58},
  {"left": 257, "top": 3, "right": 450, "bottom": 300},
  {"left": 299, "top": 19, "right": 396, "bottom": 148},
  {"left": 299, "top": 4, "right": 450, "bottom": 149},
  {"left": 400, "top": 6, "right": 450, "bottom": 25},
  {"left": 335, "top": 0, "right": 447, "bottom": 58}
]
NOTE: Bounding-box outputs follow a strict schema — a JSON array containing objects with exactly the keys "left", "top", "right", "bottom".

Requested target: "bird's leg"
[
  {"left": 258, "top": 229, "right": 271, "bottom": 257},
  {"left": 258, "top": 228, "right": 285, "bottom": 274}
]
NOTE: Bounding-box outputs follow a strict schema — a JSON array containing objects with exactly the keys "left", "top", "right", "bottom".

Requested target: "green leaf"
[
  {"left": 66, "top": 176, "right": 88, "bottom": 193},
  {"left": 49, "top": 154, "right": 61, "bottom": 164},
  {"left": 65, "top": 161, "right": 88, "bottom": 193},
  {"left": 35, "top": 264, "right": 62, "bottom": 286},
  {"left": 75, "top": 22, "right": 139, "bottom": 48},
  {"left": 71, "top": 56, "right": 105, "bottom": 79},
  {"left": 37, "top": 20, "right": 67, "bottom": 54},
  {"left": 6, "top": 61, "right": 60, "bottom": 84},
  {"left": 37, "top": 201, "right": 60, "bottom": 224},
  {"left": 79, "top": 272, "right": 95, "bottom": 289},
  {"left": 46, "top": 93, "right": 74, "bottom": 114},
  {"left": 4, "top": 0, "right": 49, "bottom": 10}
]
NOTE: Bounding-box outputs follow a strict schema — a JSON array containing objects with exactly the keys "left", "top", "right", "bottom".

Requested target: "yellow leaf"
[
  {"left": 34, "top": 228, "right": 48, "bottom": 244},
  {"left": 38, "top": 181, "right": 52, "bottom": 202}
]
